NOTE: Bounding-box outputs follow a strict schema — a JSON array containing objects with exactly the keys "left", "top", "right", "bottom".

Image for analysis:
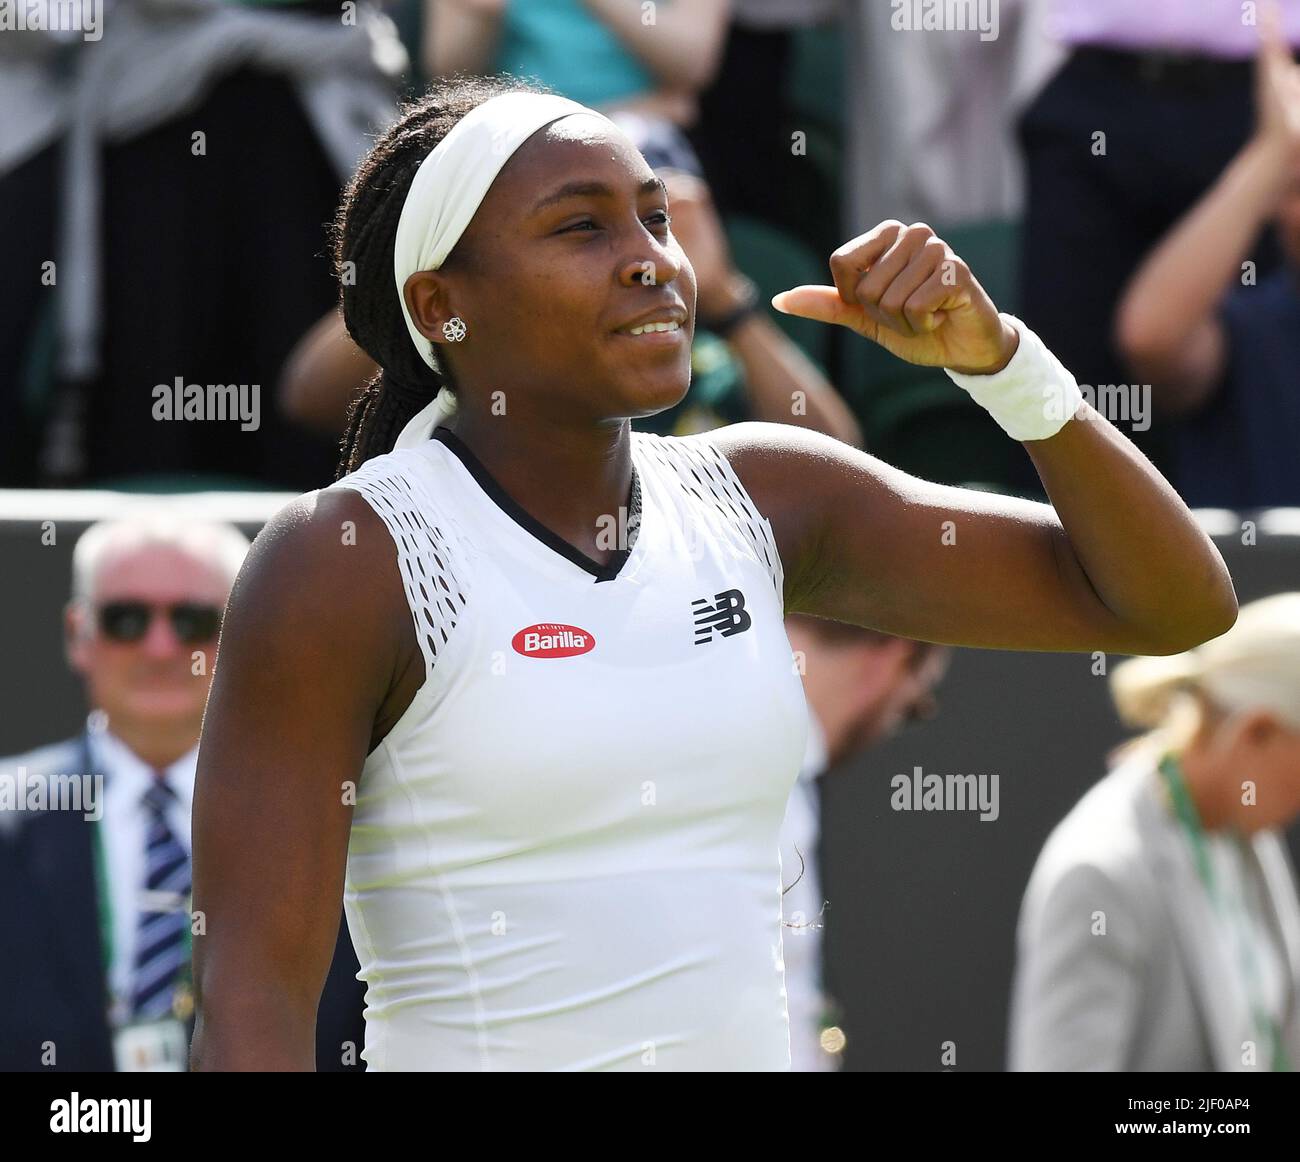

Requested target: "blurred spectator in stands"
[
  {"left": 1115, "top": 14, "right": 1300, "bottom": 510},
  {"left": 279, "top": 110, "right": 862, "bottom": 446},
  {"left": 836, "top": 1, "right": 1061, "bottom": 494},
  {"left": 389, "top": 0, "right": 433, "bottom": 97},
  {"left": 0, "top": 509, "right": 366, "bottom": 1071},
  {"left": 0, "top": 26, "right": 66, "bottom": 486},
  {"left": 0, "top": 0, "right": 406, "bottom": 490},
  {"left": 782, "top": 614, "right": 951, "bottom": 1071},
  {"left": 1010, "top": 593, "right": 1300, "bottom": 1071},
  {"left": 692, "top": 0, "right": 841, "bottom": 250},
  {"left": 845, "top": 0, "right": 1061, "bottom": 233},
  {"left": 423, "top": 0, "right": 729, "bottom": 130},
  {"left": 1017, "top": 0, "right": 1300, "bottom": 486}
]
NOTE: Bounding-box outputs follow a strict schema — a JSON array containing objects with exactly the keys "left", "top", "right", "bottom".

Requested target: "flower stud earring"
[{"left": 442, "top": 317, "right": 468, "bottom": 342}]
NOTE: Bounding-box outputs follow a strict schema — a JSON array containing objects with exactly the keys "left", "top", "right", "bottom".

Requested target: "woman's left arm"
[{"left": 711, "top": 222, "right": 1238, "bottom": 655}]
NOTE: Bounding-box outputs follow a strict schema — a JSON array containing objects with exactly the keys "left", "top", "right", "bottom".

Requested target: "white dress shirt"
[
  {"left": 87, "top": 726, "right": 197, "bottom": 1025},
  {"left": 779, "top": 702, "right": 837, "bottom": 1071}
]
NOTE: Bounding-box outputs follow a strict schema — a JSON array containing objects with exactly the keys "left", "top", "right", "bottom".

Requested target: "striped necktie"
[{"left": 129, "top": 773, "right": 191, "bottom": 1020}]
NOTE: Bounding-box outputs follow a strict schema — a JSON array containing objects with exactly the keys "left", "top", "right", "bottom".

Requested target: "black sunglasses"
[{"left": 97, "top": 601, "right": 223, "bottom": 645}]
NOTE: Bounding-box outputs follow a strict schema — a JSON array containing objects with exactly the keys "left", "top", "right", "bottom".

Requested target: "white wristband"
[{"left": 944, "top": 314, "right": 1084, "bottom": 442}]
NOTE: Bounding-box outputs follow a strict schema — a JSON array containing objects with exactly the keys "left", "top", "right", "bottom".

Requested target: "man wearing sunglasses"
[
  {"left": 779, "top": 614, "right": 951, "bottom": 1071},
  {"left": 0, "top": 510, "right": 367, "bottom": 1072}
]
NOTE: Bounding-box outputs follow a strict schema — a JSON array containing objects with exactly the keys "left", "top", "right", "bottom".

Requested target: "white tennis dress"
[{"left": 327, "top": 424, "right": 810, "bottom": 1071}]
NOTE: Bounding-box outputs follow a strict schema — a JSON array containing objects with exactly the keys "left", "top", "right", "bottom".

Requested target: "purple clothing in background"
[{"left": 1051, "top": 0, "right": 1300, "bottom": 57}]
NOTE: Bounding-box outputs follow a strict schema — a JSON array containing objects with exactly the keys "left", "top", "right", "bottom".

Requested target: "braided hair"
[{"left": 332, "top": 74, "right": 554, "bottom": 479}]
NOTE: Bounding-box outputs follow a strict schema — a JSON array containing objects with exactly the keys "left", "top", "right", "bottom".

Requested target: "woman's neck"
[
  {"left": 1175, "top": 745, "right": 1238, "bottom": 833},
  {"left": 438, "top": 412, "right": 635, "bottom": 558}
]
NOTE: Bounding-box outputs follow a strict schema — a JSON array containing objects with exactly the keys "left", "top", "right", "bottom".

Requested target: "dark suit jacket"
[{"left": 0, "top": 735, "right": 368, "bottom": 1071}]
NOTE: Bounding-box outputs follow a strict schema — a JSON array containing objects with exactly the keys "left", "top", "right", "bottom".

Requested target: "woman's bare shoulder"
[
  {"left": 702, "top": 422, "right": 878, "bottom": 611},
  {"left": 223, "top": 485, "right": 410, "bottom": 674},
  {"left": 245, "top": 486, "right": 393, "bottom": 591},
  {"left": 704, "top": 420, "right": 882, "bottom": 506}
]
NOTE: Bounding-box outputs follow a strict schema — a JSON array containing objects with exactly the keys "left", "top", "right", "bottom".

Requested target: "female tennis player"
[{"left": 190, "top": 76, "right": 1237, "bottom": 1071}]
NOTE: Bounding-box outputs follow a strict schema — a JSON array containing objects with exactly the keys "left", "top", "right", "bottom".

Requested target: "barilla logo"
[{"left": 511, "top": 622, "right": 595, "bottom": 658}]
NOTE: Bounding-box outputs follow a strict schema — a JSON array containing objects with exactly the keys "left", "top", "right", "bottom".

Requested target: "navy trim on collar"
[{"left": 430, "top": 426, "right": 640, "bottom": 583}]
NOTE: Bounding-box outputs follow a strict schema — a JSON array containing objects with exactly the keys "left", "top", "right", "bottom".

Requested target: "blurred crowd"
[
  {"left": 2, "top": 0, "right": 1298, "bottom": 507},
  {"left": 3, "top": 0, "right": 1300, "bottom": 1075}
]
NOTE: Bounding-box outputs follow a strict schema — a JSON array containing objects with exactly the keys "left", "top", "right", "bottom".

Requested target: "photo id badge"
[{"left": 113, "top": 1018, "right": 188, "bottom": 1072}]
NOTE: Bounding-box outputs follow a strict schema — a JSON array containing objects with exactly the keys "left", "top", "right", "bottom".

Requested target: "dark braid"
[{"left": 332, "top": 73, "right": 555, "bottom": 479}]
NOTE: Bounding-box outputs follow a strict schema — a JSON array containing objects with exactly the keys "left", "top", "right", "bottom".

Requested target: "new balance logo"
[{"left": 692, "top": 588, "right": 752, "bottom": 645}]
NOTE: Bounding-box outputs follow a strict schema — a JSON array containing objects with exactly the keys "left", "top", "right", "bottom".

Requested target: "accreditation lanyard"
[
  {"left": 1158, "top": 751, "right": 1292, "bottom": 1072},
  {"left": 85, "top": 734, "right": 195, "bottom": 1025}
]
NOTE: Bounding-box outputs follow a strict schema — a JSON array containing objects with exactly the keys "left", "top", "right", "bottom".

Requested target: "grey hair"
[{"left": 70, "top": 508, "right": 251, "bottom": 608}]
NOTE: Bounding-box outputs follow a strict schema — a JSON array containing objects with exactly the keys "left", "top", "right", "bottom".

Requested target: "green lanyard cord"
[
  {"left": 1157, "top": 751, "right": 1292, "bottom": 1072},
  {"left": 1158, "top": 751, "right": 1215, "bottom": 899}
]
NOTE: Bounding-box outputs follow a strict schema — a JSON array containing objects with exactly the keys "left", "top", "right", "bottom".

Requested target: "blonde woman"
[{"left": 1010, "top": 594, "right": 1300, "bottom": 1072}]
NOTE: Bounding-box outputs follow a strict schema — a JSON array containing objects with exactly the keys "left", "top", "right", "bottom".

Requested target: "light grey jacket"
[{"left": 1009, "top": 748, "right": 1300, "bottom": 1071}]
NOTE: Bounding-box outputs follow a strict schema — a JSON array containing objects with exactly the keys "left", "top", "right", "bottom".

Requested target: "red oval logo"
[{"left": 511, "top": 622, "right": 596, "bottom": 659}]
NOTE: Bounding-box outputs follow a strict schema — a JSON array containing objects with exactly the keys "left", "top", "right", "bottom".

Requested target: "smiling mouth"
[{"left": 617, "top": 320, "right": 683, "bottom": 337}]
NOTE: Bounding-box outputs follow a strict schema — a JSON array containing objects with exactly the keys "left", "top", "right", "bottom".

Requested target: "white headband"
[{"left": 390, "top": 92, "right": 613, "bottom": 450}]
